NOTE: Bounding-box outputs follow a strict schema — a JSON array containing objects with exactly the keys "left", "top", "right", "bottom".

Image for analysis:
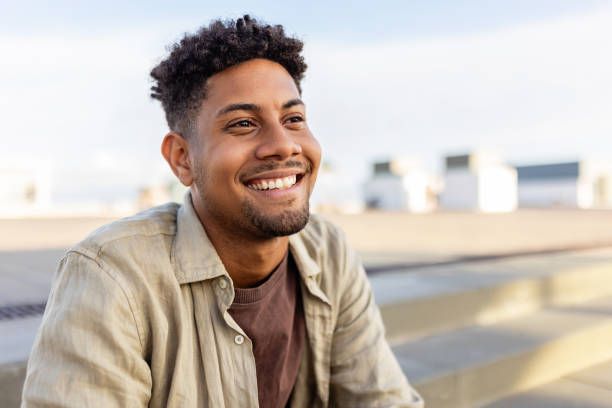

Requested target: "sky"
[{"left": 1, "top": 0, "right": 611, "bottom": 204}]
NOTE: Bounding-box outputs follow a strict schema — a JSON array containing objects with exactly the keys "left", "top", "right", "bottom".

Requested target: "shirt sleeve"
[
  {"left": 21, "top": 251, "right": 152, "bottom": 407},
  {"left": 329, "top": 235, "right": 424, "bottom": 408}
]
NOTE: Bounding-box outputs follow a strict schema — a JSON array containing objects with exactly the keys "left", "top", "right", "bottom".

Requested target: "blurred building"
[
  {"left": 440, "top": 152, "right": 517, "bottom": 213},
  {"left": 0, "top": 163, "right": 52, "bottom": 217},
  {"left": 363, "top": 158, "right": 438, "bottom": 212},
  {"left": 517, "top": 160, "right": 612, "bottom": 209}
]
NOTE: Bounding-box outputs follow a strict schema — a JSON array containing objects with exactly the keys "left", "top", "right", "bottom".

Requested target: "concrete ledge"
[
  {"left": 394, "top": 296, "right": 612, "bottom": 408},
  {"left": 375, "top": 250, "right": 612, "bottom": 343},
  {"left": 485, "top": 359, "right": 612, "bottom": 407},
  {"left": 0, "top": 316, "right": 42, "bottom": 408},
  {"left": 0, "top": 360, "right": 26, "bottom": 408}
]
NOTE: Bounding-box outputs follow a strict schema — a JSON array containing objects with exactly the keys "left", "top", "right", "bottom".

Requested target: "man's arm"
[
  {"left": 22, "top": 251, "right": 151, "bottom": 407},
  {"left": 329, "top": 236, "right": 424, "bottom": 407}
]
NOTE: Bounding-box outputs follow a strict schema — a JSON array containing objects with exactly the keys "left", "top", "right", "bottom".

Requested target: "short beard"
[
  {"left": 192, "top": 161, "right": 311, "bottom": 239},
  {"left": 241, "top": 196, "right": 310, "bottom": 238}
]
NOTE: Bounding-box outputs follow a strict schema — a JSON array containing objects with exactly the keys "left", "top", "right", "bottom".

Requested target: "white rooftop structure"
[
  {"left": 517, "top": 160, "right": 612, "bottom": 209},
  {"left": 440, "top": 151, "right": 517, "bottom": 213},
  {"left": 363, "top": 158, "right": 438, "bottom": 213}
]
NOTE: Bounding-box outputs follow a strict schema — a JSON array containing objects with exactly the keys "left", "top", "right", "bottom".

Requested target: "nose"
[{"left": 254, "top": 123, "right": 302, "bottom": 161}]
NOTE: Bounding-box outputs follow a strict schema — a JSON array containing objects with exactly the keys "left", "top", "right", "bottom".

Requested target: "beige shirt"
[{"left": 22, "top": 193, "right": 424, "bottom": 407}]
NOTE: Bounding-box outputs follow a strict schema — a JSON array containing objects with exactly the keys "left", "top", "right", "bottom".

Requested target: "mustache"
[{"left": 244, "top": 160, "right": 311, "bottom": 178}]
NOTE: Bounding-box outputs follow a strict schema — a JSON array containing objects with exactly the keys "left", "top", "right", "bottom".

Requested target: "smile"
[{"left": 247, "top": 175, "right": 298, "bottom": 191}]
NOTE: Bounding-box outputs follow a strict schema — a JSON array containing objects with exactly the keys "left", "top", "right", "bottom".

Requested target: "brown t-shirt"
[{"left": 228, "top": 252, "right": 305, "bottom": 408}]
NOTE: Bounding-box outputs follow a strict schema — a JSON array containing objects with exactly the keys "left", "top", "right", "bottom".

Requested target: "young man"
[{"left": 22, "top": 15, "right": 423, "bottom": 407}]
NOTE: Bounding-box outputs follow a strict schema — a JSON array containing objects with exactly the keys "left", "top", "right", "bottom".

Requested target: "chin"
[{"left": 241, "top": 200, "right": 310, "bottom": 238}]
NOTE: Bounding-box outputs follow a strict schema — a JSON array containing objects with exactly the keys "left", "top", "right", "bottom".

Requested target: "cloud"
[
  {"left": 0, "top": 7, "right": 611, "bottom": 203},
  {"left": 0, "top": 27, "right": 176, "bottom": 202},
  {"left": 302, "top": 5, "right": 612, "bottom": 175}
]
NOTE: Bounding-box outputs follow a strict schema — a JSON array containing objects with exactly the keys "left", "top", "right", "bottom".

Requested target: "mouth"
[{"left": 244, "top": 173, "right": 306, "bottom": 191}]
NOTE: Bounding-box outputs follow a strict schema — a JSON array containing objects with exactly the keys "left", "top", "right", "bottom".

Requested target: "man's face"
[{"left": 189, "top": 58, "right": 321, "bottom": 239}]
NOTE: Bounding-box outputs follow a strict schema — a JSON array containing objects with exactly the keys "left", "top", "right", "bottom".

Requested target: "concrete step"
[
  {"left": 373, "top": 249, "right": 612, "bottom": 343},
  {"left": 3, "top": 250, "right": 612, "bottom": 407},
  {"left": 0, "top": 362, "right": 26, "bottom": 408},
  {"left": 393, "top": 295, "right": 612, "bottom": 408},
  {"left": 484, "top": 358, "right": 612, "bottom": 407},
  {"left": 0, "top": 316, "right": 42, "bottom": 408}
]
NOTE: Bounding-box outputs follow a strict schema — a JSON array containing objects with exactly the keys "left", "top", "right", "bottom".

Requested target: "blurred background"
[{"left": 2, "top": 1, "right": 612, "bottom": 407}]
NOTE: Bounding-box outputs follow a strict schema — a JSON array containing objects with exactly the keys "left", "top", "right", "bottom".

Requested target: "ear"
[{"left": 161, "top": 132, "right": 194, "bottom": 186}]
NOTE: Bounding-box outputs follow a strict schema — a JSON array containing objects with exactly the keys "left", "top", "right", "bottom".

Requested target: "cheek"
[
  {"left": 204, "top": 142, "right": 253, "bottom": 184},
  {"left": 303, "top": 135, "right": 322, "bottom": 178}
]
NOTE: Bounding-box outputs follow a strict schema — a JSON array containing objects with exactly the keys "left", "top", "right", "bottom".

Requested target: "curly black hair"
[{"left": 150, "top": 15, "right": 307, "bottom": 138}]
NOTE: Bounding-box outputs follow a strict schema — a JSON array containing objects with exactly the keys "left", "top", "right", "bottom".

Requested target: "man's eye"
[
  {"left": 286, "top": 115, "right": 304, "bottom": 124},
  {"left": 230, "top": 119, "right": 255, "bottom": 128}
]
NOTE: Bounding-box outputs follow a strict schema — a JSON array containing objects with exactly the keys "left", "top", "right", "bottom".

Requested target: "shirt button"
[
  {"left": 234, "top": 335, "right": 244, "bottom": 345},
  {"left": 218, "top": 279, "right": 228, "bottom": 289}
]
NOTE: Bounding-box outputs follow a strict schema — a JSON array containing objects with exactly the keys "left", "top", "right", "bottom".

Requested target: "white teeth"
[
  {"left": 283, "top": 175, "right": 295, "bottom": 188},
  {"left": 247, "top": 174, "right": 299, "bottom": 191}
]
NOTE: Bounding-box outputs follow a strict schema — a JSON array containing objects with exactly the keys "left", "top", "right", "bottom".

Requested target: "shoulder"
[
  {"left": 56, "top": 203, "right": 183, "bottom": 341},
  {"left": 63, "top": 203, "right": 181, "bottom": 295},
  {"left": 71, "top": 202, "right": 180, "bottom": 261}
]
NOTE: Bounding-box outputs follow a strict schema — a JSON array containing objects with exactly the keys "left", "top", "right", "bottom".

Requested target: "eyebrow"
[
  {"left": 217, "top": 103, "right": 260, "bottom": 117},
  {"left": 282, "top": 98, "right": 305, "bottom": 110},
  {"left": 216, "top": 98, "right": 305, "bottom": 117}
]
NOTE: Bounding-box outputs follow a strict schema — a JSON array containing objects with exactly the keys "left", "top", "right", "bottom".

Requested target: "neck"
[
  {"left": 212, "top": 229, "right": 289, "bottom": 288},
  {"left": 193, "top": 201, "right": 289, "bottom": 289}
]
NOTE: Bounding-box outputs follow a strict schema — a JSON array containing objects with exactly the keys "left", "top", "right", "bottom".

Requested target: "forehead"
[{"left": 202, "top": 58, "right": 301, "bottom": 110}]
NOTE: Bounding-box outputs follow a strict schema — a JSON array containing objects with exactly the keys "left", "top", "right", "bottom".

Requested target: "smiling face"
[{"left": 187, "top": 58, "right": 321, "bottom": 239}]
